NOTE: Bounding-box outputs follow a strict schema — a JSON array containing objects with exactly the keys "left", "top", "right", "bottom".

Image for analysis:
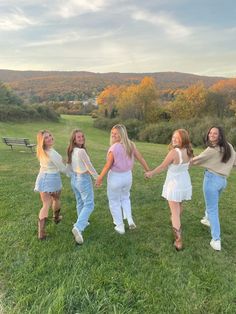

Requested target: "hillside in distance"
[{"left": 0, "top": 69, "right": 227, "bottom": 102}]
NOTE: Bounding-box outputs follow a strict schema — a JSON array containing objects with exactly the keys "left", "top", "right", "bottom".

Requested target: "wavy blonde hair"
[
  {"left": 110, "top": 124, "right": 134, "bottom": 158},
  {"left": 36, "top": 130, "right": 51, "bottom": 161},
  {"left": 67, "top": 129, "right": 86, "bottom": 164}
]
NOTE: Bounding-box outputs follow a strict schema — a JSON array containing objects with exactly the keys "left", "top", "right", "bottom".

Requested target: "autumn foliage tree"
[
  {"left": 116, "top": 84, "right": 140, "bottom": 120},
  {"left": 168, "top": 82, "right": 208, "bottom": 120},
  {"left": 96, "top": 85, "right": 122, "bottom": 118},
  {"left": 96, "top": 77, "right": 236, "bottom": 125},
  {"left": 135, "top": 77, "right": 160, "bottom": 122},
  {"left": 97, "top": 77, "right": 161, "bottom": 123},
  {"left": 210, "top": 78, "right": 236, "bottom": 118}
]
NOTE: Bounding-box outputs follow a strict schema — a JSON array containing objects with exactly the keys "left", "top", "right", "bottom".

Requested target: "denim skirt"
[{"left": 34, "top": 172, "right": 62, "bottom": 193}]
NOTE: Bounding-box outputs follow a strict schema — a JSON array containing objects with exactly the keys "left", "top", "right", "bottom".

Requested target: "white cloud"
[
  {"left": 24, "top": 29, "right": 115, "bottom": 47},
  {"left": 25, "top": 31, "right": 81, "bottom": 47},
  {"left": 57, "top": 0, "right": 108, "bottom": 18},
  {"left": 0, "top": 8, "right": 35, "bottom": 30},
  {"left": 132, "top": 10, "right": 192, "bottom": 39},
  {"left": 0, "top": 1, "right": 235, "bottom": 77}
]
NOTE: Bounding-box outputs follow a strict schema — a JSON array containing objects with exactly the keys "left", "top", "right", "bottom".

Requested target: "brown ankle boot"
[
  {"left": 172, "top": 227, "right": 183, "bottom": 251},
  {"left": 52, "top": 209, "right": 62, "bottom": 224},
  {"left": 38, "top": 218, "right": 47, "bottom": 240}
]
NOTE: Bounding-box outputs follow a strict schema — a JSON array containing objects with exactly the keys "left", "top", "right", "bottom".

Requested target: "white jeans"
[{"left": 107, "top": 170, "right": 134, "bottom": 227}]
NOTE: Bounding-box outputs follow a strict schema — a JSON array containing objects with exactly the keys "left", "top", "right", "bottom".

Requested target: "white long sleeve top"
[
  {"left": 71, "top": 147, "right": 98, "bottom": 179},
  {"left": 39, "top": 148, "right": 68, "bottom": 174}
]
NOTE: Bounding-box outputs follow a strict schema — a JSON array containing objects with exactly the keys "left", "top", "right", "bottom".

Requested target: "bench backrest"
[{"left": 2, "top": 137, "right": 30, "bottom": 145}]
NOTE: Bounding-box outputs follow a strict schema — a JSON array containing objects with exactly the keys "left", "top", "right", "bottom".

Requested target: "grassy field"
[{"left": 0, "top": 115, "right": 236, "bottom": 314}]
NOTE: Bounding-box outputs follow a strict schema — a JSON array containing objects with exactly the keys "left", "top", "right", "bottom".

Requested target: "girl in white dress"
[{"left": 145, "top": 129, "right": 193, "bottom": 250}]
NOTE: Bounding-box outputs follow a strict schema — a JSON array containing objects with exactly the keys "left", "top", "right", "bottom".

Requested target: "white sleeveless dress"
[{"left": 162, "top": 148, "right": 192, "bottom": 202}]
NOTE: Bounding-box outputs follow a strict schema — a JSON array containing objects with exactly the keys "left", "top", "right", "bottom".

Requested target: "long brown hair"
[
  {"left": 67, "top": 129, "right": 86, "bottom": 164},
  {"left": 110, "top": 124, "right": 134, "bottom": 158},
  {"left": 36, "top": 130, "right": 51, "bottom": 161},
  {"left": 205, "top": 126, "right": 231, "bottom": 163},
  {"left": 169, "top": 129, "right": 193, "bottom": 158}
]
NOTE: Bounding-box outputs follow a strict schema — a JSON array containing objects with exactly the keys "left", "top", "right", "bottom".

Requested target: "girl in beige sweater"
[{"left": 192, "top": 126, "right": 236, "bottom": 251}]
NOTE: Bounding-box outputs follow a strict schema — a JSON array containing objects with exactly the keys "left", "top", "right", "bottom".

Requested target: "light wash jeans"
[
  {"left": 71, "top": 172, "right": 94, "bottom": 232},
  {"left": 203, "top": 170, "right": 227, "bottom": 241},
  {"left": 107, "top": 170, "right": 134, "bottom": 228}
]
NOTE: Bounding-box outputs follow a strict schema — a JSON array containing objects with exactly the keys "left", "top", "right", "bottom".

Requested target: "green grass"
[{"left": 0, "top": 115, "right": 236, "bottom": 313}]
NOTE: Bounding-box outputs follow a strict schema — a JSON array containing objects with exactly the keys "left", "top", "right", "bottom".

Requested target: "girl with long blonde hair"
[
  {"left": 34, "top": 130, "right": 69, "bottom": 240},
  {"left": 96, "top": 124, "right": 149, "bottom": 235}
]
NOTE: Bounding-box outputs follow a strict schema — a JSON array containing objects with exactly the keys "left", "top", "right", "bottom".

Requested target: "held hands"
[
  {"left": 95, "top": 175, "right": 103, "bottom": 187},
  {"left": 145, "top": 170, "right": 153, "bottom": 179},
  {"left": 189, "top": 157, "right": 194, "bottom": 166}
]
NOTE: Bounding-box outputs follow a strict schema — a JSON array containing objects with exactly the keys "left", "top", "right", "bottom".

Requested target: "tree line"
[
  {"left": 96, "top": 77, "right": 236, "bottom": 122},
  {"left": 94, "top": 77, "right": 236, "bottom": 146},
  {"left": 1, "top": 74, "right": 236, "bottom": 147},
  {"left": 0, "top": 70, "right": 223, "bottom": 104},
  {"left": 0, "top": 82, "right": 59, "bottom": 122}
]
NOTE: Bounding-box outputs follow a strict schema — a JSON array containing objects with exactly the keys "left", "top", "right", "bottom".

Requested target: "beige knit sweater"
[{"left": 192, "top": 143, "right": 236, "bottom": 177}]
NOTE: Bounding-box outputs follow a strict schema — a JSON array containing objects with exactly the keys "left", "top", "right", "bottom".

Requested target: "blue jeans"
[
  {"left": 203, "top": 170, "right": 227, "bottom": 241},
  {"left": 71, "top": 172, "right": 94, "bottom": 232}
]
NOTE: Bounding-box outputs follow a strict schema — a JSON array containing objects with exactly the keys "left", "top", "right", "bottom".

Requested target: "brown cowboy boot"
[
  {"left": 38, "top": 218, "right": 47, "bottom": 240},
  {"left": 52, "top": 209, "right": 62, "bottom": 224},
  {"left": 172, "top": 227, "right": 183, "bottom": 251}
]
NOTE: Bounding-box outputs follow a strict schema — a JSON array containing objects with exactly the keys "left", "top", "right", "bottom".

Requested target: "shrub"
[
  {"left": 34, "top": 104, "right": 59, "bottom": 121},
  {"left": 93, "top": 115, "right": 236, "bottom": 147},
  {"left": 227, "top": 128, "right": 236, "bottom": 147},
  {"left": 138, "top": 116, "right": 236, "bottom": 146},
  {"left": 139, "top": 122, "right": 174, "bottom": 144},
  {"left": 0, "top": 104, "right": 59, "bottom": 122},
  {"left": 121, "top": 119, "right": 144, "bottom": 140},
  {"left": 0, "top": 105, "right": 29, "bottom": 121},
  {"left": 93, "top": 117, "right": 143, "bottom": 140},
  {"left": 91, "top": 110, "right": 98, "bottom": 119},
  {"left": 93, "top": 117, "right": 121, "bottom": 131}
]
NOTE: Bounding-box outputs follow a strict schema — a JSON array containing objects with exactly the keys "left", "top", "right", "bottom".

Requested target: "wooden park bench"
[{"left": 2, "top": 137, "right": 36, "bottom": 152}]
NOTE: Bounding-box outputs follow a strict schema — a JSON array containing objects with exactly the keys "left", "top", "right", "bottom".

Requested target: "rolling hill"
[{"left": 0, "top": 69, "right": 227, "bottom": 102}]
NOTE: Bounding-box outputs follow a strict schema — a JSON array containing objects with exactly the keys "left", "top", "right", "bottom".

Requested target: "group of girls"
[{"left": 34, "top": 125, "right": 236, "bottom": 252}]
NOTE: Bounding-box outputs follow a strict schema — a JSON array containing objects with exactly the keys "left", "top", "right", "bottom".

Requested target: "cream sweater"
[
  {"left": 192, "top": 143, "right": 236, "bottom": 177},
  {"left": 39, "top": 148, "right": 68, "bottom": 174},
  {"left": 71, "top": 147, "right": 98, "bottom": 179}
]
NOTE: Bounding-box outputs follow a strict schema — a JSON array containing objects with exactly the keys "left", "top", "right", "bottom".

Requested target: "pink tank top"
[{"left": 108, "top": 143, "right": 134, "bottom": 172}]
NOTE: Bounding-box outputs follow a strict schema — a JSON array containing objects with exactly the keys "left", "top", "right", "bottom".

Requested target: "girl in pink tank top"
[{"left": 96, "top": 124, "right": 149, "bottom": 234}]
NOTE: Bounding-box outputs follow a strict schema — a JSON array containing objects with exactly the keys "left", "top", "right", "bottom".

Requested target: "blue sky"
[{"left": 0, "top": 0, "right": 235, "bottom": 77}]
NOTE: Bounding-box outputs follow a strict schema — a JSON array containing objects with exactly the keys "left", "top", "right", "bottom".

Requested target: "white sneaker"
[
  {"left": 201, "top": 216, "right": 210, "bottom": 227},
  {"left": 72, "top": 227, "right": 84, "bottom": 244},
  {"left": 210, "top": 239, "right": 221, "bottom": 251},
  {"left": 114, "top": 225, "right": 125, "bottom": 235}
]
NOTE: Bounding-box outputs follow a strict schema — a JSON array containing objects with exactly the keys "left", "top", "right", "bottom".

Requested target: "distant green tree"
[
  {"left": 0, "top": 82, "right": 23, "bottom": 106},
  {"left": 206, "top": 91, "right": 229, "bottom": 119}
]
